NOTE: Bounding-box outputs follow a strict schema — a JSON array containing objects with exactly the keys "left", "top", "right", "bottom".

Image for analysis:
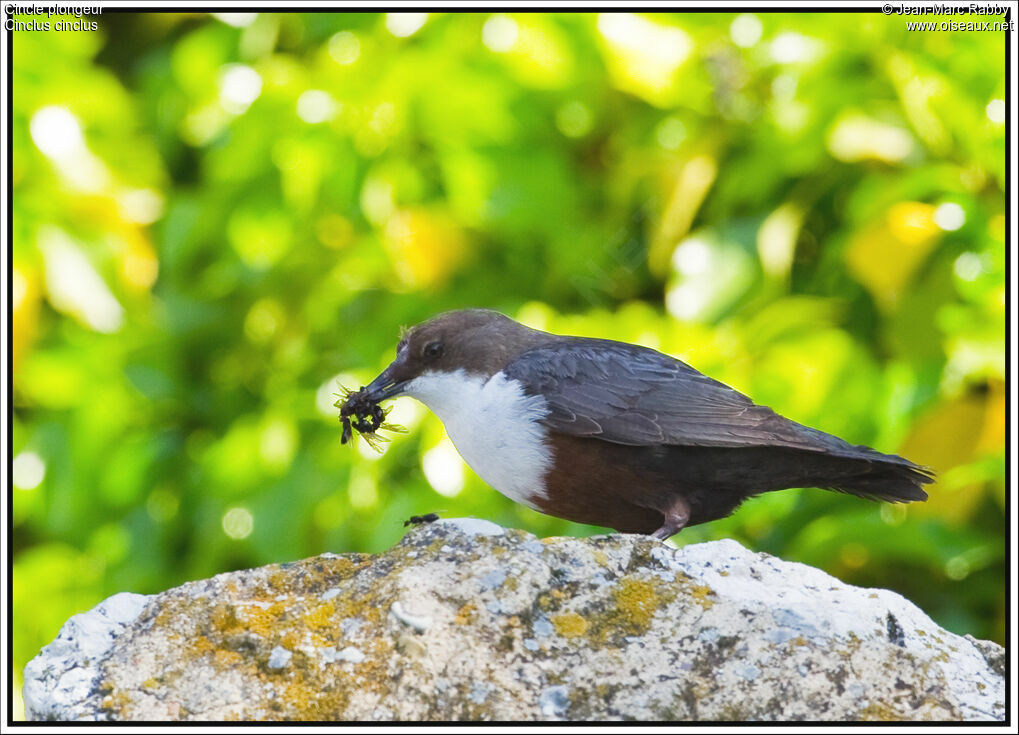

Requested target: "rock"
[
  {"left": 22, "top": 592, "right": 150, "bottom": 721},
  {"left": 22, "top": 518, "right": 1004, "bottom": 721}
]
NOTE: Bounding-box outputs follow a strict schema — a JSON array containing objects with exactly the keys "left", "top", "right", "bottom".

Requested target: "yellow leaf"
[
  {"left": 899, "top": 386, "right": 1003, "bottom": 525},
  {"left": 846, "top": 202, "right": 940, "bottom": 311},
  {"left": 383, "top": 208, "right": 467, "bottom": 289},
  {"left": 12, "top": 265, "right": 39, "bottom": 374}
]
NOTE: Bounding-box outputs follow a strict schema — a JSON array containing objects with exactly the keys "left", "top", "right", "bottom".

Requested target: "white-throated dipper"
[{"left": 359, "top": 309, "right": 933, "bottom": 538}]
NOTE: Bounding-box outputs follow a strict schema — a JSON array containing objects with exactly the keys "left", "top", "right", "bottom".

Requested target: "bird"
[{"left": 359, "top": 308, "right": 933, "bottom": 539}]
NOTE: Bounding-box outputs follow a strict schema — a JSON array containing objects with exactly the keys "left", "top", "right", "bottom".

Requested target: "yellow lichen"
[
  {"left": 266, "top": 569, "right": 291, "bottom": 592},
  {"left": 455, "top": 602, "right": 478, "bottom": 625},
  {"left": 552, "top": 611, "right": 589, "bottom": 638},
  {"left": 334, "top": 592, "right": 384, "bottom": 625},
  {"left": 860, "top": 701, "right": 907, "bottom": 721},
  {"left": 236, "top": 601, "right": 286, "bottom": 638},
  {"left": 211, "top": 603, "right": 240, "bottom": 633},
  {"left": 100, "top": 689, "right": 132, "bottom": 715},
  {"left": 686, "top": 583, "right": 715, "bottom": 610},
  {"left": 214, "top": 649, "right": 244, "bottom": 667},
  {"left": 280, "top": 675, "right": 350, "bottom": 720},
  {"left": 612, "top": 578, "right": 659, "bottom": 631},
  {"left": 303, "top": 602, "right": 337, "bottom": 631},
  {"left": 193, "top": 635, "right": 215, "bottom": 655}
]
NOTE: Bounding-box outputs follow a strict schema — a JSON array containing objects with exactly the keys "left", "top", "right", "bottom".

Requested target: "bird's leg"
[{"left": 650, "top": 495, "right": 691, "bottom": 540}]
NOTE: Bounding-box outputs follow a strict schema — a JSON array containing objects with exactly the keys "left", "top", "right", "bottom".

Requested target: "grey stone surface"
[
  {"left": 23, "top": 518, "right": 1005, "bottom": 721},
  {"left": 23, "top": 592, "right": 150, "bottom": 721}
]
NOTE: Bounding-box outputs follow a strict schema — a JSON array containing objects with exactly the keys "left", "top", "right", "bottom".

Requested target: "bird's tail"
[
  {"left": 774, "top": 420, "right": 934, "bottom": 503},
  {"left": 818, "top": 452, "right": 934, "bottom": 503}
]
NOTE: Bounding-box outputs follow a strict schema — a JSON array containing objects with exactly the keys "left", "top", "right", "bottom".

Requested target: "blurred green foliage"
[{"left": 11, "top": 11, "right": 1007, "bottom": 709}]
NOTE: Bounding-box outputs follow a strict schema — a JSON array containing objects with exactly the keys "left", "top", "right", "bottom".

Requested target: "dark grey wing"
[{"left": 503, "top": 338, "right": 840, "bottom": 451}]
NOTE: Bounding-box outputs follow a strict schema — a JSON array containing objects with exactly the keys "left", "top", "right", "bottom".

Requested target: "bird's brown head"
[{"left": 361, "top": 309, "right": 549, "bottom": 401}]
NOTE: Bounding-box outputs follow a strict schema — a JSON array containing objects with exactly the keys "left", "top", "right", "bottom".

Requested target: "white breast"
[{"left": 402, "top": 369, "right": 552, "bottom": 508}]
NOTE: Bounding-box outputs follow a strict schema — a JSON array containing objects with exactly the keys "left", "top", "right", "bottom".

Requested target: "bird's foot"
[{"left": 650, "top": 496, "right": 691, "bottom": 540}]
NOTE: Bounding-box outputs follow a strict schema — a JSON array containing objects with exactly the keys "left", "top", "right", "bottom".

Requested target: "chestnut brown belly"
[{"left": 534, "top": 435, "right": 758, "bottom": 534}]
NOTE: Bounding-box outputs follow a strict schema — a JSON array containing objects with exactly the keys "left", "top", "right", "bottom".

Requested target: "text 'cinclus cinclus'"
[{"left": 358, "top": 309, "right": 934, "bottom": 539}]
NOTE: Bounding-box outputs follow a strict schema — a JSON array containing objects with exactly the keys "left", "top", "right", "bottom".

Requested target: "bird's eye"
[{"left": 423, "top": 341, "right": 443, "bottom": 360}]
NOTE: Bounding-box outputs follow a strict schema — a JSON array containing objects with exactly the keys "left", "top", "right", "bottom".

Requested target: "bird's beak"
[{"left": 362, "top": 361, "right": 410, "bottom": 402}]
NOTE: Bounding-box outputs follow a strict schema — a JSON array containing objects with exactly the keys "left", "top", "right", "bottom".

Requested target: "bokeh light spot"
[
  {"left": 880, "top": 504, "right": 907, "bottom": 526},
  {"left": 260, "top": 418, "right": 298, "bottom": 472},
  {"left": 985, "top": 98, "right": 1004, "bottom": 124},
  {"left": 360, "top": 178, "right": 395, "bottom": 226},
  {"left": 39, "top": 226, "right": 124, "bottom": 333},
  {"left": 422, "top": 439, "right": 466, "bottom": 498},
  {"left": 117, "top": 188, "right": 165, "bottom": 225},
  {"left": 665, "top": 283, "right": 702, "bottom": 321},
  {"left": 218, "top": 64, "right": 262, "bottom": 114},
  {"left": 13, "top": 451, "right": 46, "bottom": 491},
  {"left": 953, "top": 252, "right": 985, "bottom": 282},
  {"left": 328, "top": 31, "right": 361, "bottom": 65},
  {"left": 213, "top": 13, "right": 257, "bottom": 27},
  {"left": 297, "top": 90, "right": 339, "bottom": 124},
  {"left": 597, "top": 13, "right": 691, "bottom": 69},
  {"left": 945, "top": 555, "right": 970, "bottom": 581},
  {"left": 933, "top": 202, "right": 965, "bottom": 232},
  {"left": 828, "top": 114, "right": 913, "bottom": 163},
  {"left": 222, "top": 507, "right": 254, "bottom": 540},
  {"left": 482, "top": 15, "right": 518, "bottom": 52},
  {"left": 655, "top": 116, "right": 686, "bottom": 150},
  {"left": 12, "top": 268, "right": 28, "bottom": 309},
  {"left": 671, "top": 237, "right": 712, "bottom": 276},
  {"left": 244, "top": 298, "right": 284, "bottom": 343},
  {"left": 769, "top": 32, "right": 822, "bottom": 64},
  {"left": 730, "top": 14, "right": 763, "bottom": 48},
  {"left": 386, "top": 13, "right": 428, "bottom": 38},
  {"left": 555, "top": 101, "right": 592, "bottom": 138},
  {"left": 30, "top": 106, "right": 84, "bottom": 160}
]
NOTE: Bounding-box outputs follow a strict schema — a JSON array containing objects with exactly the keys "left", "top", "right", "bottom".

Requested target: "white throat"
[{"left": 402, "top": 369, "right": 552, "bottom": 508}]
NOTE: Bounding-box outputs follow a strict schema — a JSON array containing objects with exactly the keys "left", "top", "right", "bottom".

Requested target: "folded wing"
[{"left": 505, "top": 339, "right": 893, "bottom": 459}]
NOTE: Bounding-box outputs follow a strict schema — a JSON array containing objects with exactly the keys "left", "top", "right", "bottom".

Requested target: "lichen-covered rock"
[{"left": 23, "top": 519, "right": 1004, "bottom": 721}]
